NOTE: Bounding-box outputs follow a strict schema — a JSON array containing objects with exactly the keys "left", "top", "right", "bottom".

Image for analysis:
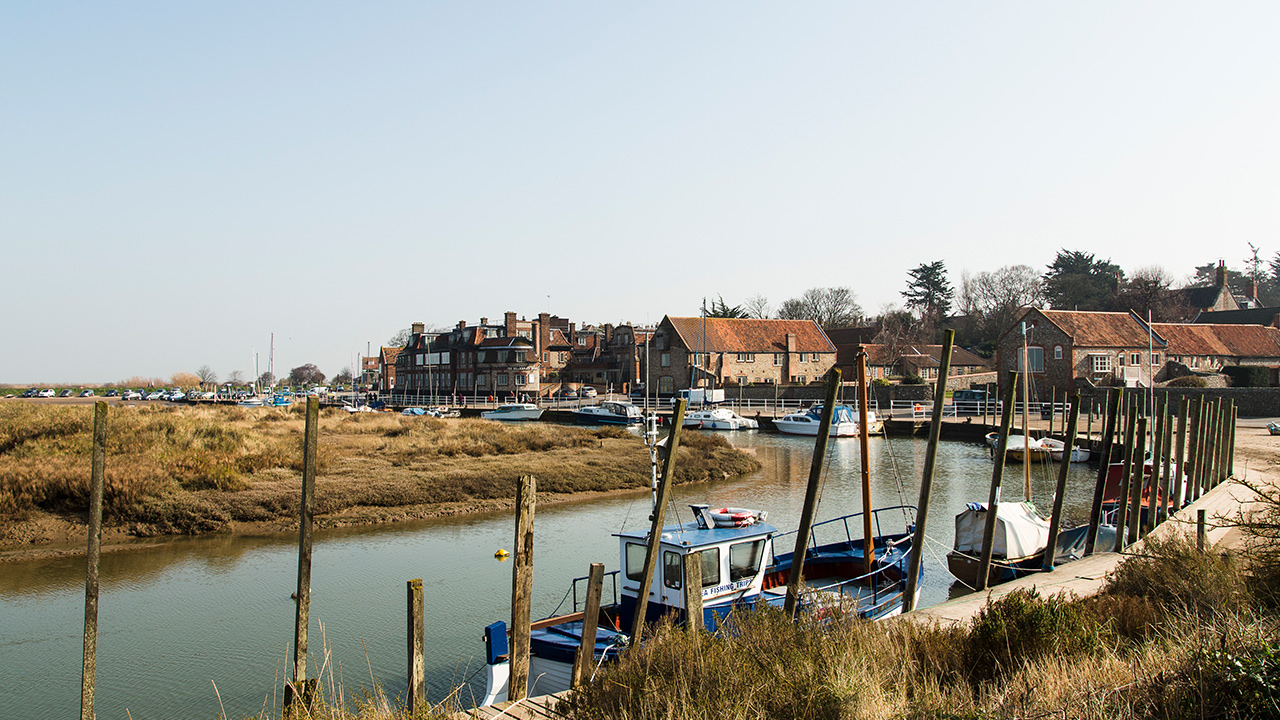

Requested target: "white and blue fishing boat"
[
  {"left": 480, "top": 502, "right": 919, "bottom": 703},
  {"left": 574, "top": 400, "right": 643, "bottom": 425}
]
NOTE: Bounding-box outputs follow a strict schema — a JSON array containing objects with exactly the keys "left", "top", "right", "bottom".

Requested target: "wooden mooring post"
[
  {"left": 683, "top": 552, "right": 704, "bottom": 634},
  {"left": 571, "top": 563, "right": 605, "bottom": 688},
  {"left": 632, "top": 400, "right": 687, "bottom": 638},
  {"left": 1190, "top": 398, "right": 1208, "bottom": 501},
  {"left": 287, "top": 397, "right": 320, "bottom": 714},
  {"left": 1153, "top": 395, "right": 1173, "bottom": 537},
  {"left": 784, "top": 370, "right": 840, "bottom": 617},
  {"left": 1085, "top": 388, "right": 1121, "bottom": 556},
  {"left": 81, "top": 401, "right": 107, "bottom": 720},
  {"left": 1112, "top": 395, "right": 1139, "bottom": 553},
  {"left": 903, "top": 331, "right": 953, "bottom": 612},
  {"left": 977, "top": 372, "right": 1018, "bottom": 590},
  {"left": 509, "top": 474, "right": 536, "bottom": 701},
  {"left": 1125, "top": 418, "right": 1147, "bottom": 548},
  {"left": 1172, "top": 397, "right": 1188, "bottom": 512},
  {"left": 1216, "top": 400, "right": 1233, "bottom": 487},
  {"left": 407, "top": 579, "right": 425, "bottom": 713},
  {"left": 1044, "top": 392, "right": 1080, "bottom": 571},
  {"left": 1198, "top": 509, "right": 1207, "bottom": 552},
  {"left": 1227, "top": 402, "right": 1238, "bottom": 481}
]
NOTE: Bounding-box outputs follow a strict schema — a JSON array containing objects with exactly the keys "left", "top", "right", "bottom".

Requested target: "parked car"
[
  {"left": 170, "top": 392, "right": 186, "bottom": 402},
  {"left": 104, "top": 389, "right": 119, "bottom": 397},
  {"left": 21, "top": 389, "right": 37, "bottom": 398},
  {"left": 556, "top": 388, "right": 578, "bottom": 399},
  {"left": 38, "top": 389, "right": 56, "bottom": 397},
  {"left": 145, "top": 391, "right": 164, "bottom": 401},
  {"left": 123, "top": 391, "right": 143, "bottom": 400},
  {"left": 580, "top": 386, "right": 598, "bottom": 398},
  {"left": 58, "top": 389, "right": 73, "bottom": 397},
  {"left": 80, "top": 390, "right": 95, "bottom": 397}
]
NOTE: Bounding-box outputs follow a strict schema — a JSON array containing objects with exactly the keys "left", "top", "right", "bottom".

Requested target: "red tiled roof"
[
  {"left": 1152, "top": 323, "right": 1280, "bottom": 358},
  {"left": 665, "top": 317, "right": 834, "bottom": 353},
  {"left": 547, "top": 329, "right": 572, "bottom": 349},
  {"left": 1032, "top": 310, "right": 1166, "bottom": 348},
  {"left": 380, "top": 347, "right": 402, "bottom": 363}
]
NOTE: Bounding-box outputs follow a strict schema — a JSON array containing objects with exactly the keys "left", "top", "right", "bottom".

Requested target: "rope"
[{"left": 879, "top": 426, "right": 911, "bottom": 525}]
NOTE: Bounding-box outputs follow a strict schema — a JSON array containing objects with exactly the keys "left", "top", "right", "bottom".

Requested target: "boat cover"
[{"left": 953, "top": 501, "right": 1050, "bottom": 559}]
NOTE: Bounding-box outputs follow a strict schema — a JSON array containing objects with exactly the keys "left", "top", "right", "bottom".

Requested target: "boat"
[
  {"left": 574, "top": 400, "right": 643, "bottom": 425},
  {"left": 237, "top": 397, "right": 265, "bottom": 408},
  {"left": 1269, "top": 422, "right": 1280, "bottom": 436},
  {"left": 1039, "top": 437, "right": 1090, "bottom": 463},
  {"left": 682, "top": 408, "right": 759, "bottom": 430},
  {"left": 481, "top": 403, "right": 544, "bottom": 421},
  {"left": 479, "top": 502, "right": 919, "bottom": 703},
  {"left": 774, "top": 405, "right": 879, "bottom": 437},
  {"left": 268, "top": 395, "right": 292, "bottom": 407},
  {"left": 946, "top": 501, "right": 1116, "bottom": 586},
  {"left": 342, "top": 403, "right": 375, "bottom": 413},
  {"left": 984, "top": 432, "right": 1050, "bottom": 462}
]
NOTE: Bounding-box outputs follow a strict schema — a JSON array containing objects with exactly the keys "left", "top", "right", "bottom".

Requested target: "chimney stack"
[
  {"left": 1215, "top": 260, "right": 1228, "bottom": 288},
  {"left": 1247, "top": 278, "right": 1259, "bottom": 301}
]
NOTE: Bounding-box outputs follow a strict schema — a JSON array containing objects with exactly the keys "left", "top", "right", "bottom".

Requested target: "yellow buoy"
[{"left": 494, "top": 548, "right": 510, "bottom": 559}]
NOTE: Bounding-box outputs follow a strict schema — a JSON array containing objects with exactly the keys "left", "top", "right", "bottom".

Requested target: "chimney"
[
  {"left": 411, "top": 322, "right": 424, "bottom": 334},
  {"left": 786, "top": 333, "right": 797, "bottom": 353},
  {"left": 1215, "top": 260, "right": 1228, "bottom": 288},
  {"left": 538, "top": 312, "right": 551, "bottom": 354},
  {"left": 480, "top": 317, "right": 488, "bottom": 326},
  {"left": 457, "top": 320, "right": 467, "bottom": 331},
  {"left": 1246, "top": 279, "right": 1259, "bottom": 301}
]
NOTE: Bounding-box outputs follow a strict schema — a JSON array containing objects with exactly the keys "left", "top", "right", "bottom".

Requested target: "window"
[
  {"left": 497, "top": 374, "right": 508, "bottom": 386},
  {"left": 515, "top": 374, "right": 527, "bottom": 386},
  {"left": 542, "top": 352, "right": 549, "bottom": 362},
  {"left": 1150, "top": 353, "right": 1160, "bottom": 366},
  {"left": 736, "top": 376, "right": 747, "bottom": 386},
  {"left": 736, "top": 353, "right": 755, "bottom": 363},
  {"left": 477, "top": 375, "right": 487, "bottom": 386},
  {"left": 559, "top": 352, "right": 567, "bottom": 363},
  {"left": 660, "top": 352, "right": 670, "bottom": 367},
  {"left": 1053, "top": 345, "right": 1063, "bottom": 360},
  {"left": 773, "top": 353, "right": 784, "bottom": 366},
  {"left": 798, "top": 354, "right": 806, "bottom": 363},
  {"left": 1130, "top": 353, "right": 1142, "bottom": 366},
  {"left": 1092, "top": 355, "right": 1112, "bottom": 373},
  {"left": 663, "top": 551, "right": 682, "bottom": 589},
  {"left": 1117, "top": 354, "right": 1125, "bottom": 367},
  {"left": 625, "top": 543, "right": 647, "bottom": 581},
  {"left": 658, "top": 376, "right": 675, "bottom": 394},
  {"left": 698, "top": 548, "right": 720, "bottom": 587},
  {"left": 1016, "top": 347, "right": 1045, "bottom": 372},
  {"left": 729, "top": 540, "right": 765, "bottom": 582},
  {"left": 810, "top": 353, "right": 820, "bottom": 362},
  {"left": 578, "top": 336, "right": 587, "bottom": 346}
]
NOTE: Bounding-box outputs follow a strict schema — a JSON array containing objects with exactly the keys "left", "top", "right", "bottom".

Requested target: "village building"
[
  {"left": 1171, "top": 260, "right": 1241, "bottom": 316},
  {"left": 832, "top": 344, "right": 990, "bottom": 383},
  {"left": 394, "top": 319, "right": 541, "bottom": 398},
  {"left": 649, "top": 316, "right": 836, "bottom": 394},
  {"left": 378, "top": 346, "right": 402, "bottom": 393}
]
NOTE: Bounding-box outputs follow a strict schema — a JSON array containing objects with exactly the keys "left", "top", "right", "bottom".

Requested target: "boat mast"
[{"left": 1022, "top": 322, "right": 1032, "bottom": 502}]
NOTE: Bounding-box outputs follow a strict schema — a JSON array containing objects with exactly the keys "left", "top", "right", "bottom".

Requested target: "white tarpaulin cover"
[{"left": 953, "top": 501, "right": 1051, "bottom": 559}]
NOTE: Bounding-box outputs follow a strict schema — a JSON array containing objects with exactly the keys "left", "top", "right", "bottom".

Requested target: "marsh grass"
[{"left": 0, "top": 404, "right": 761, "bottom": 536}]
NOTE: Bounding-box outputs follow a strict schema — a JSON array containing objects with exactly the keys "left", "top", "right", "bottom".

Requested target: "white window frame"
[
  {"left": 736, "top": 353, "right": 755, "bottom": 363},
  {"left": 773, "top": 353, "right": 783, "bottom": 366},
  {"left": 1053, "top": 345, "right": 1063, "bottom": 360},
  {"left": 1091, "top": 355, "right": 1112, "bottom": 373}
]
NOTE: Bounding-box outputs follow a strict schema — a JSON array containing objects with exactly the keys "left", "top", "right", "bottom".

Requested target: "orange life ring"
[{"left": 710, "top": 507, "right": 755, "bottom": 527}]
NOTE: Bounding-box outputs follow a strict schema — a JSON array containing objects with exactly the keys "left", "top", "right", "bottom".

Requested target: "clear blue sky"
[{"left": 4, "top": 2, "right": 1278, "bottom": 384}]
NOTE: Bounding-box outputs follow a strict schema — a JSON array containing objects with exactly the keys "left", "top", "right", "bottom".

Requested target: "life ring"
[{"left": 710, "top": 507, "right": 756, "bottom": 527}]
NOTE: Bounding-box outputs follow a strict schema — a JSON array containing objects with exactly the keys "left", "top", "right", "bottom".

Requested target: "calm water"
[{"left": 0, "top": 431, "right": 1098, "bottom": 720}]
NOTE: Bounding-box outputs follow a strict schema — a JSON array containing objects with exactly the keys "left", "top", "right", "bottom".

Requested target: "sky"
[{"left": 4, "top": 2, "right": 1279, "bottom": 384}]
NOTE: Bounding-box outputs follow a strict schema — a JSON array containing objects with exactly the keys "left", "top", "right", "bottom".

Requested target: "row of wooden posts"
[{"left": 76, "top": 348, "right": 1240, "bottom": 717}]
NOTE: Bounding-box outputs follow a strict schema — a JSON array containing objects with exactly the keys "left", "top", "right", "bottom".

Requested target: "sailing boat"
[{"left": 479, "top": 379, "right": 921, "bottom": 703}]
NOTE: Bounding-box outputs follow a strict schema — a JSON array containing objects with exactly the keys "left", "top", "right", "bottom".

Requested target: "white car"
[
  {"left": 37, "top": 389, "right": 56, "bottom": 398},
  {"left": 145, "top": 391, "right": 164, "bottom": 401},
  {"left": 123, "top": 391, "right": 143, "bottom": 400}
]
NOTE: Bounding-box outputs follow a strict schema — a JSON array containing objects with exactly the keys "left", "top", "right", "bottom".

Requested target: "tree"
[
  {"left": 706, "top": 295, "right": 748, "bottom": 318},
  {"left": 874, "top": 306, "right": 927, "bottom": 373},
  {"left": 1246, "top": 243, "right": 1266, "bottom": 284},
  {"left": 744, "top": 294, "right": 771, "bottom": 319},
  {"left": 1043, "top": 250, "right": 1122, "bottom": 310},
  {"left": 258, "top": 371, "right": 276, "bottom": 388},
  {"left": 196, "top": 365, "right": 218, "bottom": 387},
  {"left": 1111, "top": 266, "right": 1187, "bottom": 321},
  {"left": 227, "top": 370, "right": 245, "bottom": 385},
  {"left": 289, "top": 364, "right": 325, "bottom": 385},
  {"left": 171, "top": 372, "right": 201, "bottom": 388},
  {"left": 333, "top": 367, "right": 354, "bottom": 385},
  {"left": 960, "top": 265, "right": 1045, "bottom": 354},
  {"left": 387, "top": 328, "right": 413, "bottom": 348},
  {"left": 776, "top": 287, "right": 862, "bottom": 329},
  {"left": 901, "top": 260, "right": 954, "bottom": 326}
]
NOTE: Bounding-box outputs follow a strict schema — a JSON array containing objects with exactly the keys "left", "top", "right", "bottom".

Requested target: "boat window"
[
  {"left": 663, "top": 551, "right": 682, "bottom": 589},
  {"left": 625, "top": 543, "right": 648, "bottom": 581},
  {"left": 700, "top": 548, "right": 720, "bottom": 587},
  {"left": 729, "top": 540, "right": 765, "bottom": 582}
]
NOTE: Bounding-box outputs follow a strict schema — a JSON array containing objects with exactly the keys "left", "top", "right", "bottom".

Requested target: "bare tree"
[
  {"left": 196, "top": 365, "right": 218, "bottom": 387},
  {"left": 744, "top": 294, "right": 771, "bottom": 319},
  {"left": 777, "top": 287, "right": 862, "bottom": 329},
  {"left": 961, "top": 265, "right": 1045, "bottom": 352},
  {"left": 227, "top": 370, "right": 245, "bottom": 385},
  {"left": 1112, "top": 265, "right": 1185, "bottom": 321},
  {"left": 171, "top": 372, "right": 201, "bottom": 388},
  {"left": 387, "top": 328, "right": 413, "bottom": 348}
]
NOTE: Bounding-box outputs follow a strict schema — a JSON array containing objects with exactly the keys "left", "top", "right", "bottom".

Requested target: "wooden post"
[
  {"left": 1172, "top": 397, "right": 1188, "bottom": 511},
  {"left": 407, "top": 579, "right": 425, "bottom": 712},
  {"left": 1085, "top": 388, "right": 1122, "bottom": 556},
  {"left": 508, "top": 474, "right": 536, "bottom": 701},
  {"left": 571, "top": 563, "right": 605, "bottom": 688},
  {"left": 977, "top": 372, "right": 1019, "bottom": 591},
  {"left": 289, "top": 397, "right": 319, "bottom": 711},
  {"left": 1204, "top": 400, "right": 1220, "bottom": 492},
  {"left": 81, "top": 401, "right": 107, "bottom": 720},
  {"left": 856, "top": 354, "right": 875, "bottom": 585},
  {"left": 1112, "top": 395, "right": 1138, "bottom": 553},
  {"left": 1156, "top": 396, "right": 1174, "bottom": 532},
  {"left": 682, "top": 552, "right": 703, "bottom": 633},
  {"left": 1197, "top": 509, "right": 1207, "bottom": 552},
  {"left": 1216, "top": 400, "right": 1232, "bottom": 486},
  {"left": 783, "top": 370, "right": 840, "bottom": 617},
  {"left": 1087, "top": 396, "right": 1094, "bottom": 443},
  {"left": 632, "top": 401, "right": 687, "bottom": 638},
  {"left": 1186, "top": 397, "right": 1203, "bottom": 504},
  {"left": 1227, "top": 402, "right": 1237, "bottom": 481},
  {"left": 1043, "top": 392, "right": 1080, "bottom": 571},
  {"left": 1048, "top": 388, "right": 1055, "bottom": 437},
  {"left": 1125, "top": 418, "right": 1147, "bottom": 548},
  {"left": 903, "top": 330, "right": 953, "bottom": 612}
]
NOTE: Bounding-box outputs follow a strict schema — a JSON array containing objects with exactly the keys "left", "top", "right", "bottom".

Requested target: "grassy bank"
[{"left": 0, "top": 403, "right": 761, "bottom": 539}]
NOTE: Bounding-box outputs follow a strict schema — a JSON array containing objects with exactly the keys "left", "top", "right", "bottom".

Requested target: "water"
[{"left": 0, "top": 431, "right": 1099, "bottom": 720}]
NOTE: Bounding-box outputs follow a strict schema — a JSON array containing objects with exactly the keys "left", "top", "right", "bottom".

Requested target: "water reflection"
[{"left": 0, "top": 432, "right": 1103, "bottom": 720}]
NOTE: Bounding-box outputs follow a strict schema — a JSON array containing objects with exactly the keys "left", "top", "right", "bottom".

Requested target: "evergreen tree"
[
  {"left": 901, "top": 260, "right": 954, "bottom": 324},
  {"left": 1043, "top": 250, "right": 1122, "bottom": 310}
]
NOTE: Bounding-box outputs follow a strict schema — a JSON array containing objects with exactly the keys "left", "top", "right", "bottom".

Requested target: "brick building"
[{"left": 650, "top": 316, "right": 836, "bottom": 394}]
